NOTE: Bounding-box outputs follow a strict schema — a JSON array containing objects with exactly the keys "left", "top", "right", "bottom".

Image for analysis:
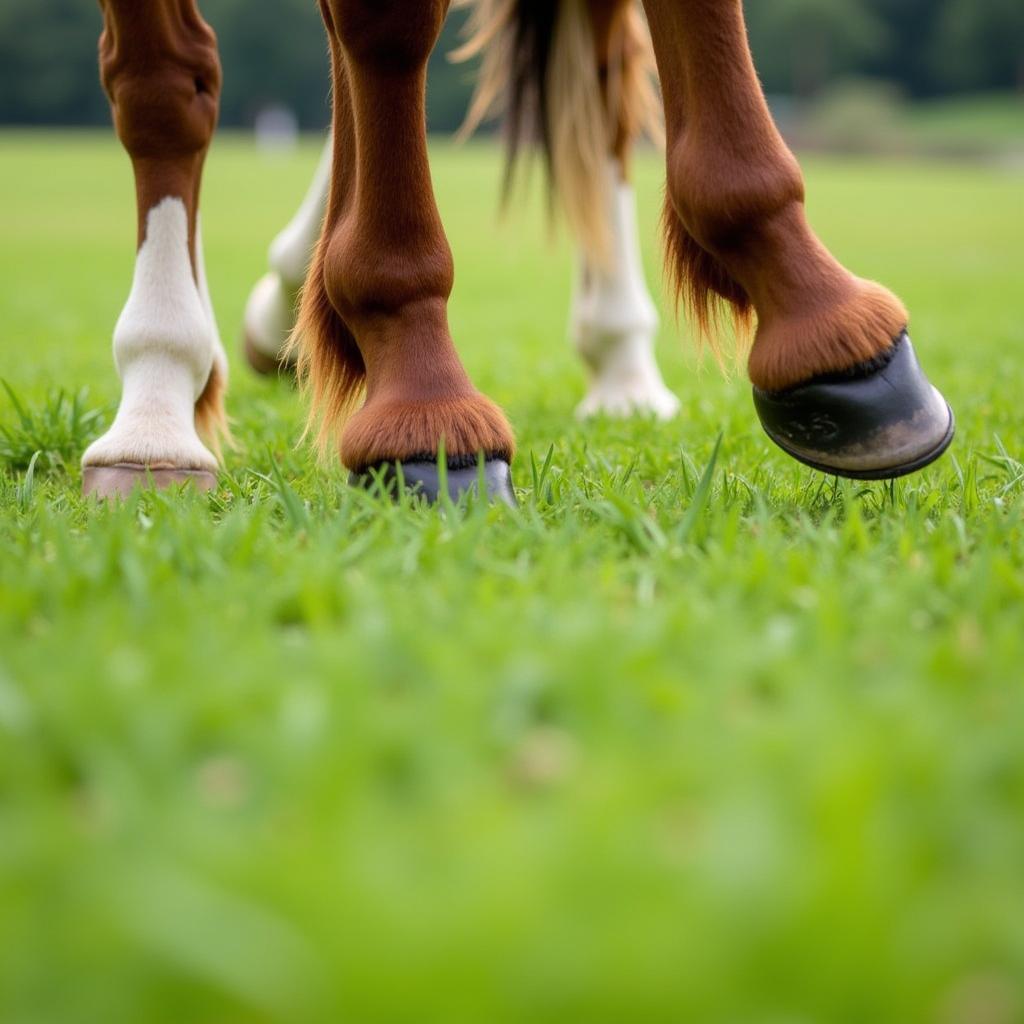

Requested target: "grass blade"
[{"left": 675, "top": 432, "right": 722, "bottom": 544}]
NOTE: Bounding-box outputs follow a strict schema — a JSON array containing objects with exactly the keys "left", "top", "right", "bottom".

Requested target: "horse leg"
[
  {"left": 456, "top": 0, "right": 677, "bottom": 421},
  {"left": 82, "top": 0, "right": 228, "bottom": 498},
  {"left": 572, "top": 0, "right": 679, "bottom": 421},
  {"left": 642, "top": 0, "right": 953, "bottom": 478},
  {"left": 242, "top": 136, "right": 332, "bottom": 376},
  {"left": 293, "top": 0, "right": 516, "bottom": 503}
]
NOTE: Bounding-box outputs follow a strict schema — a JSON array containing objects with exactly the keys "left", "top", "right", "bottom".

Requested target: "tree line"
[{"left": 1, "top": 0, "right": 1021, "bottom": 131}]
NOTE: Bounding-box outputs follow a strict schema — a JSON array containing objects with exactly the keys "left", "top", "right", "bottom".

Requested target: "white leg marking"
[
  {"left": 82, "top": 197, "right": 218, "bottom": 472},
  {"left": 571, "top": 165, "right": 680, "bottom": 421},
  {"left": 244, "top": 136, "right": 333, "bottom": 362}
]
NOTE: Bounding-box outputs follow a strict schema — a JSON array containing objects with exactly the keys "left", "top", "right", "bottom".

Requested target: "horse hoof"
[
  {"left": 243, "top": 331, "right": 294, "bottom": 378},
  {"left": 350, "top": 458, "right": 517, "bottom": 506},
  {"left": 752, "top": 332, "right": 954, "bottom": 480},
  {"left": 83, "top": 463, "right": 218, "bottom": 498}
]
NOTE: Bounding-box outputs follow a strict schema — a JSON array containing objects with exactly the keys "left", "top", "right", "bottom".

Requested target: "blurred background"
[{"left": 1, "top": 0, "right": 1021, "bottom": 158}]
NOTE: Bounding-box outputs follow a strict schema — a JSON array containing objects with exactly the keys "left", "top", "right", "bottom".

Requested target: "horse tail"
[{"left": 452, "top": 0, "right": 662, "bottom": 268}]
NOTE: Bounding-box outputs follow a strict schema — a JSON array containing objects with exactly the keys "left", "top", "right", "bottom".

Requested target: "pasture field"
[{"left": 1, "top": 131, "right": 1023, "bottom": 1023}]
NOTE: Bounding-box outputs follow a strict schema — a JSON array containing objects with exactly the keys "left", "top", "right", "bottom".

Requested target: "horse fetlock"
[
  {"left": 748, "top": 278, "right": 910, "bottom": 392},
  {"left": 572, "top": 283, "right": 658, "bottom": 360},
  {"left": 322, "top": 227, "right": 454, "bottom": 331},
  {"left": 575, "top": 326, "right": 680, "bottom": 421},
  {"left": 340, "top": 391, "right": 515, "bottom": 473},
  {"left": 667, "top": 137, "right": 804, "bottom": 255}
]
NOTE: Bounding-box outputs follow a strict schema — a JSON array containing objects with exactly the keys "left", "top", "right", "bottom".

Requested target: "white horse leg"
[
  {"left": 571, "top": 161, "right": 680, "bottom": 420},
  {"left": 83, "top": 0, "right": 226, "bottom": 497},
  {"left": 82, "top": 197, "right": 220, "bottom": 493},
  {"left": 243, "top": 136, "right": 332, "bottom": 373}
]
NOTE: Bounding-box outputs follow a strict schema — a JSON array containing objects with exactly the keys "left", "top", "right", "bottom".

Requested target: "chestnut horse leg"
[
  {"left": 642, "top": 0, "right": 953, "bottom": 478},
  {"left": 573, "top": 0, "right": 679, "bottom": 421},
  {"left": 293, "top": 0, "right": 516, "bottom": 502},
  {"left": 242, "top": 136, "right": 332, "bottom": 376},
  {"left": 82, "top": 0, "right": 229, "bottom": 497}
]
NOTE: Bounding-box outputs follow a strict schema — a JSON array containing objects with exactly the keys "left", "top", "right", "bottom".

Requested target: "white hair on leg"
[
  {"left": 83, "top": 196, "right": 219, "bottom": 472},
  {"left": 243, "top": 136, "right": 333, "bottom": 367},
  {"left": 572, "top": 161, "right": 680, "bottom": 420}
]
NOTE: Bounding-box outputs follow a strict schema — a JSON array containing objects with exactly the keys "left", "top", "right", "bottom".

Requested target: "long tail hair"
[
  {"left": 452, "top": 0, "right": 663, "bottom": 268},
  {"left": 454, "top": 0, "right": 752, "bottom": 357}
]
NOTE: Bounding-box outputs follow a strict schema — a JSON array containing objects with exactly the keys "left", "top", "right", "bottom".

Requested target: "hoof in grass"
[
  {"left": 82, "top": 464, "right": 217, "bottom": 499},
  {"left": 350, "top": 458, "right": 517, "bottom": 506},
  {"left": 243, "top": 331, "right": 295, "bottom": 378},
  {"left": 752, "top": 331, "right": 954, "bottom": 480}
]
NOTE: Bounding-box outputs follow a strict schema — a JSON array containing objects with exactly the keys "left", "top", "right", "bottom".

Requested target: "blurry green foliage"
[
  {"left": 0, "top": 0, "right": 1020, "bottom": 128},
  {"left": 928, "top": 0, "right": 1024, "bottom": 93},
  {"left": 0, "top": 0, "right": 474, "bottom": 130},
  {"left": 745, "top": 0, "right": 892, "bottom": 98}
]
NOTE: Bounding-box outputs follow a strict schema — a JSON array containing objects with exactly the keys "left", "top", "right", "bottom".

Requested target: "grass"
[{"left": 1, "top": 130, "right": 1024, "bottom": 1024}]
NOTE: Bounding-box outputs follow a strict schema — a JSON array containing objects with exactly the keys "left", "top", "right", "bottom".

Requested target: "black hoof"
[
  {"left": 350, "top": 457, "right": 517, "bottom": 506},
  {"left": 752, "top": 332, "right": 954, "bottom": 480}
]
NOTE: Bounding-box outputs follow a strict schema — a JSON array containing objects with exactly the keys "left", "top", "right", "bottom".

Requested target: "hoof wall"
[
  {"left": 753, "top": 332, "right": 954, "bottom": 480},
  {"left": 351, "top": 458, "right": 517, "bottom": 506},
  {"left": 83, "top": 464, "right": 217, "bottom": 499}
]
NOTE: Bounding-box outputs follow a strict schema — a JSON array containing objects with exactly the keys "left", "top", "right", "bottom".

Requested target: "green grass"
[{"left": 2, "top": 130, "right": 1024, "bottom": 1024}]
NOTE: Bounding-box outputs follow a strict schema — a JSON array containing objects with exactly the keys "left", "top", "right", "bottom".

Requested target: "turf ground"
[{"left": 1, "top": 131, "right": 1024, "bottom": 1023}]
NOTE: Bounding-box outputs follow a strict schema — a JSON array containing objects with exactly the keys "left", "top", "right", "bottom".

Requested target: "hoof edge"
[
  {"left": 350, "top": 458, "right": 517, "bottom": 506},
  {"left": 753, "top": 332, "right": 954, "bottom": 480},
  {"left": 83, "top": 463, "right": 217, "bottom": 498}
]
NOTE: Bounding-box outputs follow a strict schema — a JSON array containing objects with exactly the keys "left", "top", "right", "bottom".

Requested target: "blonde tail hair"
[{"left": 453, "top": 0, "right": 662, "bottom": 269}]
